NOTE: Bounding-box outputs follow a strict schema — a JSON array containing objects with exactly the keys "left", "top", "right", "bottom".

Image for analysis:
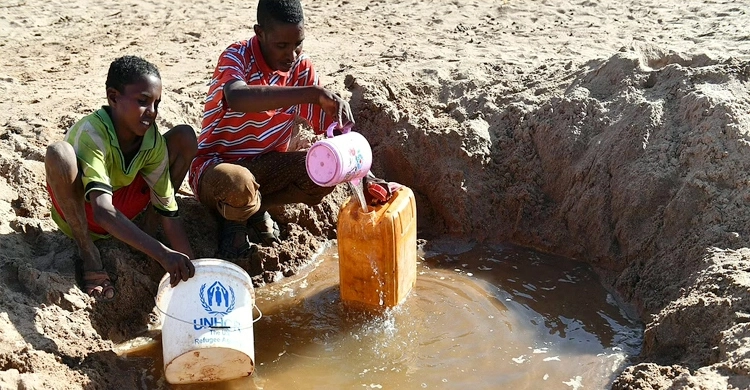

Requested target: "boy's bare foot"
[
  {"left": 77, "top": 244, "right": 115, "bottom": 301},
  {"left": 82, "top": 270, "right": 116, "bottom": 301}
]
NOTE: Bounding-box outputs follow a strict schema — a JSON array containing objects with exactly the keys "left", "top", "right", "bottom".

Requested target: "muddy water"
[{"left": 117, "top": 241, "right": 643, "bottom": 389}]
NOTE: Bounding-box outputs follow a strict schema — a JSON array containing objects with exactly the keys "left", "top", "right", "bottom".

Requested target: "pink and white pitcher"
[{"left": 305, "top": 122, "right": 373, "bottom": 187}]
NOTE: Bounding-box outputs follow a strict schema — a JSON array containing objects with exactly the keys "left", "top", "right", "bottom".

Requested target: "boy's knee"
[
  {"left": 46, "top": 141, "right": 74, "bottom": 160},
  {"left": 219, "top": 200, "right": 260, "bottom": 221},
  {"left": 45, "top": 142, "right": 77, "bottom": 171},
  {"left": 166, "top": 125, "right": 198, "bottom": 158},
  {"left": 199, "top": 163, "right": 261, "bottom": 221}
]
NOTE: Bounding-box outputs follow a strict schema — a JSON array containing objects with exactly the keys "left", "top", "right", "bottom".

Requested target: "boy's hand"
[
  {"left": 160, "top": 250, "right": 196, "bottom": 287},
  {"left": 363, "top": 175, "right": 393, "bottom": 205},
  {"left": 317, "top": 87, "right": 355, "bottom": 127}
]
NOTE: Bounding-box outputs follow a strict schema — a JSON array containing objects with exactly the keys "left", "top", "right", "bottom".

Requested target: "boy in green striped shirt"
[{"left": 45, "top": 56, "right": 196, "bottom": 301}]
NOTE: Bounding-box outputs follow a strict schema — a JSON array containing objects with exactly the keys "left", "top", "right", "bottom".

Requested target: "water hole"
[{"left": 117, "top": 240, "right": 643, "bottom": 389}]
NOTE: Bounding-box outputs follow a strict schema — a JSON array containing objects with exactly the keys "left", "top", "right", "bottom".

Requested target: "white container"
[{"left": 155, "top": 259, "right": 257, "bottom": 384}]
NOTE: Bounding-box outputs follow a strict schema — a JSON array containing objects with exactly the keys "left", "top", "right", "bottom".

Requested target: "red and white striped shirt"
[{"left": 189, "top": 36, "right": 333, "bottom": 197}]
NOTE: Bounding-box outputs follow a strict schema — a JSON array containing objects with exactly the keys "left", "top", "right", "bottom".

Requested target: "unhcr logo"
[{"left": 199, "top": 281, "right": 236, "bottom": 316}]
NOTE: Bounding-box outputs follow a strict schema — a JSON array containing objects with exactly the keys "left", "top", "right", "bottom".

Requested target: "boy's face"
[
  {"left": 107, "top": 74, "right": 162, "bottom": 138},
  {"left": 255, "top": 21, "right": 305, "bottom": 72}
]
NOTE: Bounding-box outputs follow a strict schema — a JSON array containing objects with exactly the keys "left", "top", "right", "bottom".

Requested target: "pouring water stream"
[{"left": 347, "top": 180, "right": 368, "bottom": 213}]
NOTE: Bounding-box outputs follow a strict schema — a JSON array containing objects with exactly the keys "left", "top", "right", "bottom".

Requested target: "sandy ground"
[{"left": 1, "top": 0, "right": 750, "bottom": 388}]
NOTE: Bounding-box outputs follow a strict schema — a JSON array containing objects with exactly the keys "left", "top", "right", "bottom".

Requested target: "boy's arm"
[
  {"left": 88, "top": 191, "right": 195, "bottom": 287},
  {"left": 223, "top": 81, "right": 321, "bottom": 112},
  {"left": 224, "top": 81, "right": 354, "bottom": 125}
]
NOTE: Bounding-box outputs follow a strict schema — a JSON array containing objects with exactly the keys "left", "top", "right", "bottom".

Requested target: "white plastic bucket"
[
  {"left": 306, "top": 122, "right": 373, "bottom": 187},
  {"left": 154, "top": 259, "right": 259, "bottom": 384}
]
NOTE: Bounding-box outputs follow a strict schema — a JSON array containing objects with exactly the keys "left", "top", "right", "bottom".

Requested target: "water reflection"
[{"left": 118, "top": 241, "right": 642, "bottom": 389}]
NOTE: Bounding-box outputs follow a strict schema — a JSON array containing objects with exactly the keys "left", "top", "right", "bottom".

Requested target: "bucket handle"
[
  {"left": 153, "top": 303, "right": 263, "bottom": 330},
  {"left": 326, "top": 121, "right": 353, "bottom": 138}
]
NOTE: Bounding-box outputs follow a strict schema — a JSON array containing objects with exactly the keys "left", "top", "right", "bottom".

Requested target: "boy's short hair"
[
  {"left": 257, "top": 0, "right": 304, "bottom": 28},
  {"left": 105, "top": 55, "right": 160, "bottom": 93}
]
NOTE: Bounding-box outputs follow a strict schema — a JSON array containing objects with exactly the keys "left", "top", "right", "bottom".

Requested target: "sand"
[{"left": 1, "top": 0, "right": 750, "bottom": 388}]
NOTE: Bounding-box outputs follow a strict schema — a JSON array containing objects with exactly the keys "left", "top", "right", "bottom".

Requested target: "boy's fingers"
[
  {"left": 346, "top": 106, "right": 355, "bottom": 125},
  {"left": 179, "top": 260, "right": 191, "bottom": 281},
  {"left": 340, "top": 101, "right": 354, "bottom": 125}
]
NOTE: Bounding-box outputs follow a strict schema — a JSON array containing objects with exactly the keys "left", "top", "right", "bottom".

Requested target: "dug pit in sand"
[{"left": 347, "top": 47, "right": 750, "bottom": 388}]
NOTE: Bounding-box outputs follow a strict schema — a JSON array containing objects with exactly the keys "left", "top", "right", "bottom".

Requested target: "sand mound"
[{"left": 350, "top": 44, "right": 750, "bottom": 387}]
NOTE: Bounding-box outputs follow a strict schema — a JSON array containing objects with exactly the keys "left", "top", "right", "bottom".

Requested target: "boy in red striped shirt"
[{"left": 190, "top": 0, "right": 389, "bottom": 258}]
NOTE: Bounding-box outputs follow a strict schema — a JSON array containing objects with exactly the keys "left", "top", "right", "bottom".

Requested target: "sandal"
[
  {"left": 82, "top": 270, "right": 116, "bottom": 301},
  {"left": 247, "top": 211, "right": 281, "bottom": 246},
  {"left": 218, "top": 218, "right": 253, "bottom": 258}
]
